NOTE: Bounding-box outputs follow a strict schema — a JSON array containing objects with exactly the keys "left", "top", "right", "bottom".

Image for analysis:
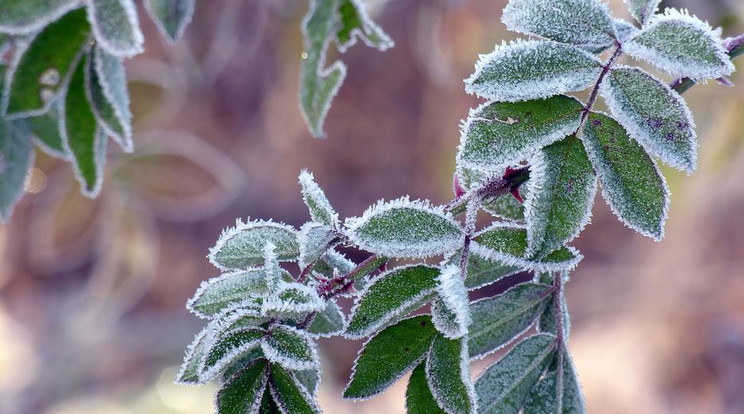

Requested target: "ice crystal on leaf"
[
  {"left": 217, "top": 359, "right": 268, "bottom": 414},
  {"left": 208, "top": 219, "right": 299, "bottom": 270},
  {"left": 298, "top": 222, "right": 338, "bottom": 268},
  {"left": 623, "top": 0, "right": 660, "bottom": 26},
  {"left": 270, "top": 363, "right": 323, "bottom": 414},
  {"left": 199, "top": 328, "right": 265, "bottom": 382},
  {"left": 187, "top": 268, "right": 281, "bottom": 319},
  {"left": 261, "top": 324, "right": 320, "bottom": 371},
  {"left": 299, "top": 169, "right": 339, "bottom": 227},
  {"left": 431, "top": 265, "right": 471, "bottom": 339},
  {"left": 90, "top": 46, "right": 133, "bottom": 152},
  {"left": 523, "top": 346, "right": 586, "bottom": 413},
  {"left": 425, "top": 335, "right": 477, "bottom": 414}
]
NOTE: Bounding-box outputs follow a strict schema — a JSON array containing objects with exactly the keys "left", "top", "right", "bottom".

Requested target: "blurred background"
[{"left": 0, "top": 0, "right": 743, "bottom": 412}]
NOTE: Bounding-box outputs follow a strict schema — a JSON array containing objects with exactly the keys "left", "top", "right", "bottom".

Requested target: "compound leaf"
[
  {"left": 88, "top": 0, "right": 144, "bottom": 57},
  {"left": 465, "top": 40, "right": 602, "bottom": 102},
  {"left": 208, "top": 219, "right": 299, "bottom": 270},
  {"left": 261, "top": 325, "right": 319, "bottom": 371},
  {"left": 217, "top": 359, "right": 269, "bottom": 414},
  {"left": 299, "top": 169, "right": 338, "bottom": 227},
  {"left": 270, "top": 363, "right": 321, "bottom": 414},
  {"left": 0, "top": 118, "right": 33, "bottom": 221},
  {"left": 144, "top": 0, "right": 195, "bottom": 43},
  {"left": 0, "top": 0, "right": 79, "bottom": 34},
  {"left": 457, "top": 96, "right": 584, "bottom": 173},
  {"left": 406, "top": 363, "right": 446, "bottom": 414},
  {"left": 426, "top": 335, "right": 477, "bottom": 414}
]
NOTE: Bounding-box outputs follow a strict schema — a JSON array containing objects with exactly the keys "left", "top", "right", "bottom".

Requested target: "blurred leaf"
[
  {"left": 88, "top": 46, "right": 132, "bottom": 152},
  {"left": 0, "top": 118, "right": 32, "bottom": 221},
  {"left": 30, "top": 97, "right": 68, "bottom": 159},
  {"left": 144, "top": 0, "right": 195, "bottom": 43},
  {"left": 88, "top": 0, "right": 144, "bottom": 57},
  {"left": 335, "top": 0, "right": 393, "bottom": 52},
  {"left": 0, "top": 0, "right": 79, "bottom": 34},
  {"left": 624, "top": 0, "right": 660, "bottom": 25}
]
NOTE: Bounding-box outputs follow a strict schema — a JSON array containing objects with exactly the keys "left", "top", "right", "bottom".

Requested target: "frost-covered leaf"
[
  {"left": 30, "top": 98, "right": 68, "bottom": 159},
  {"left": 525, "top": 137, "right": 597, "bottom": 258},
  {"left": 345, "top": 265, "right": 439, "bottom": 339},
  {"left": 426, "top": 335, "right": 477, "bottom": 414},
  {"left": 259, "top": 385, "right": 279, "bottom": 414},
  {"left": 298, "top": 222, "right": 338, "bottom": 268},
  {"left": 344, "top": 315, "right": 437, "bottom": 400},
  {"left": 299, "top": 169, "right": 338, "bottom": 227},
  {"left": 220, "top": 346, "right": 266, "bottom": 384},
  {"left": 300, "top": 0, "right": 347, "bottom": 138},
  {"left": 346, "top": 197, "right": 463, "bottom": 258},
  {"left": 406, "top": 363, "right": 446, "bottom": 414},
  {"left": 501, "top": 0, "right": 617, "bottom": 51},
  {"left": 269, "top": 363, "right": 322, "bottom": 414},
  {"left": 293, "top": 368, "right": 321, "bottom": 397},
  {"left": 0, "top": 0, "right": 79, "bottom": 34},
  {"left": 471, "top": 223, "right": 583, "bottom": 272},
  {"left": 614, "top": 19, "right": 639, "bottom": 43},
  {"left": 624, "top": 10, "right": 734, "bottom": 80},
  {"left": 335, "top": 0, "right": 393, "bottom": 52},
  {"left": 217, "top": 359, "right": 269, "bottom": 414},
  {"left": 523, "top": 347, "right": 585, "bottom": 413},
  {"left": 176, "top": 327, "right": 211, "bottom": 384},
  {"left": 200, "top": 328, "right": 265, "bottom": 382},
  {"left": 457, "top": 167, "right": 527, "bottom": 221},
  {"left": 600, "top": 67, "right": 697, "bottom": 173},
  {"left": 90, "top": 46, "right": 133, "bottom": 152},
  {"left": 583, "top": 112, "right": 669, "bottom": 239},
  {"left": 457, "top": 96, "right": 584, "bottom": 173},
  {"left": 465, "top": 40, "right": 602, "bottom": 102},
  {"left": 187, "top": 268, "right": 283, "bottom": 318},
  {"left": 0, "top": 118, "right": 33, "bottom": 221},
  {"left": 475, "top": 333, "right": 557, "bottom": 414},
  {"left": 538, "top": 285, "right": 571, "bottom": 342},
  {"left": 431, "top": 265, "right": 471, "bottom": 339},
  {"left": 623, "top": 0, "right": 660, "bottom": 26},
  {"left": 308, "top": 299, "right": 346, "bottom": 337},
  {"left": 458, "top": 252, "right": 521, "bottom": 290},
  {"left": 88, "top": 0, "right": 144, "bottom": 58},
  {"left": 469, "top": 282, "right": 552, "bottom": 359},
  {"left": 262, "top": 283, "right": 325, "bottom": 317},
  {"left": 312, "top": 250, "right": 356, "bottom": 279},
  {"left": 61, "top": 55, "right": 108, "bottom": 197},
  {"left": 261, "top": 325, "right": 319, "bottom": 371},
  {"left": 208, "top": 219, "right": 299, "bottom": 270},
  {"left": 3, "top": 8, "right": 90, "bottom": 117},
  {"left": 144, "top": 0, "right": 195, "bottom": 43}
]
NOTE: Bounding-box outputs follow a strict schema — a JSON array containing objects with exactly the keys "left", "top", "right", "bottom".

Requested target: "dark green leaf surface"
[
  {"left": 426, "top": 335, "right": 475, "bottom": 414},
  {"left": 262, "top": 325, "right": 318, "bottom": 371},
  {"left": 217, "top": 359, "right": 269, "bottom": 414},
  {"left": 523, "top": 347, "right": 586, "bottom": 413},
  {"left": 29, "top": 98, "right": 67, "bottom": 158},
  {"left": 202, "top": 328, "right": 265, "bottom": 380},
  {"left": 0, "top": 118, "right": 32, "bottom": 221},
  {"left": 270, "top": 363, "right": 321, "bottom": 414},
  {"left": 208, "top": 220, "right": 299, "bottom": 270},
  {"left": 406, "top": 363, "right": 446, "bottom": 414}
]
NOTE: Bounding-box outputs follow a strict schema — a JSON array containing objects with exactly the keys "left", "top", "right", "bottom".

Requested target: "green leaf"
[
  {"left": 217, "top": 359, "right": 269, "bottom": 414},
  {"left": 262, "top": 283, "right": 325, "bottom": 317},
  {"left": 89, "top": 46, "right": 133, "bottom": 152},
  {"left": 261, "top": 325, "right": 319, "bottom": 371},
  {"left": 176, "top": 327, "right": 211, "bottom": 384},
  {"left": 345, "top": 265, "right": 439, "bottom": 339},
  {"left": 582, "top": 112, "right": 669, "bottom": 240},
  {"left": 30, "top": 98, "right": 67, "bottom": 159},
  {"left": 426, "top": 335, "right": 476, "bottom": 414},
  {"left": 538, "top": 286, "right": 571, "bottom": 342},
  {"left": 187, "top": 268, "right": 278, "bottom": 318},
  {"left": 293, "top": 368, "right": 321, "bottom": 397},
  {"left": 259, "top": 386, "right": 281, "bottom": 414},
  {"left": 0, "top": 118, "right": 32, "bottom": 221},
  {"left": 299, "top": 169, "right": 338, "bottom": 227},
  {"left": 525, "top": 136, "right": 597, "bottom": 258},
  {"left": 208, "top": 219, "right": 299, "bottom": 270},
  {"left": 461, "top": 253, "right": 521, "bottom": 291},
  {"left": 0, "top": 0, "right": 79, "bottom": 34},
  {"left": 335, "top": 0, "right": 393, "bottom": 52},
  {"left": 624, "top": 9, "right": 734, "bottom": 80},
  {"left": 471, "top": 223, "right": 582, "bottom": 272},
  {"left": 465, "top": 40, "right": 602, "bottom": 102},
  {"left": 469, "top": 282, "right": 553, "bottom": 359},
  {"left": 523, "top": 347, "right": 586, "bottom": 413},
  {"left": 457, "top": 96, "right": 584, "bottom": 173},
  {"left": 623, "top": 0, "right": 660, "bottom": 25},
  {"left": 346, "top": 197, "right": 463, "bottom": 258},
  {"left": 600, "top": 67, "right": 697, "bottom": 173},
  {"left": 62, "top": 54, "right": 107, "bottom": 197},
  {"left": 269, "top": 363, "right": 321, "bottom": 414},
  {"left": 308, "top": 299, "right": 346, "bottom": 337},
  {"left": 298, "top": 222, "right": 337, "bottom": 268},
  {"left": 144, "top": 0, "right": 195, "bottom": 43},
  {"left": 88, "top": 0, "right": 144, "bottom": 57},
  {"left": 344, "top": 315, "right": 437, "bottom": 400},
  {"left": 457, "top": 167, "right": 527, "bottom": 221},
  {"left": 501, "top": 0, "right": 617, "bottom": 51},
  {"left": 431, "top": 265, "right": 471, "bottom": 340},
  {"left": 3, "top": 8, "right": 90, "bottom": 117},
  {"left": 201, "top": 328, "right": 265, "bottom": 381},
  {"left": 475, "top": 333, "right": 557, "bottom": 414},
  {"left": 406, "top": 363, "right": 446, "bottom": 414}
]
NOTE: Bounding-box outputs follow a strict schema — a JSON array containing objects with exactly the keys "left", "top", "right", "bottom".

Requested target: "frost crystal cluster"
[{"left": 176, "top": 0, "right": 742, "bottom": 412}]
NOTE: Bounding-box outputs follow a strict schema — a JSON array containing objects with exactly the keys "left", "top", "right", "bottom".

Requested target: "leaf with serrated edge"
[
  {"left": 582, "top": 112, "right": 669, "bottom": 240},
  {"left": 457, "top": 96, "right": 584, "bottom": 173},
  {"left": 261, "top": 325, "right": 319, "bottom": 371},
  {"left": 335, "top": 0, "right": 394, "bottom": 52},
  {"left": 87, "top": 0, "right": 144, "bottom": 58},
  {"left": 187, "top": 268, "right": 287, "bottom": 319},
  {"left": 299, "top": 169, "right": 338, "bottom": 227},
  {"left": 523, "top": 346, "right": 586, "bottom": 413},
  {"left": 269, "top": 363, "right": 321, "bottom": 414},
  {"left": 426, "top": 335, "right": 477, "bottom": 414},
  {"left": 623, "top": 0, "right": 660, "bottom": 26},
  {"left": 308, "top": 299, "right": 346, "bottom": 337},
  {"left": 525, "top": 137, "right": 597, "bottom": 258},
  {"left": 208, "top": 218, "right": 299, "bottom": 270},
  {"left": 406, "top": 363, "right": 446, "bottom": 414},
  {"left": 501, "top": 0, "right": 617, "bottom": 52},
  {"left": 475, "top": 333, "right": 557, "bottom": 414},
  {"left": 624, "top": 9, "right": 734, "bottom": 80},
  {"left": 199, "top": 328, "right": 265, "bottom": 382},
  {"left": 0, "top": 0, "right": 79, "bottom": 35},
  {"left": 471, "top": 222, "right": 583, "bottom": 273},
  {"left": 217, "top": 359, "right": 269, "bottom": 414},
  {"left": 91, "top": 46, "right": 133, "bottom": 152},
  {"left": 298, "top": 222, "right": 337, "bottom": 268},
  {"left": 345, "top": 265, "right": 439, "bottom": 339},
  {"left": 345, "top": 197, "right": 463, "bottom": 259},
  {"left": 600, "top": 66, "right": 697, "bottom": 173},
  {"left": 144, "top": 0, "right": 195, "bottom": 43},
  {"left": 465, "top": 40, "right": 602, "bottom": 102},
  {"left": 344, "top": 315, "right": 437, "bottom": 400},
  {"left": 469, "top": 282, "right": 552, "bottom": 359},
  {"left": 3, "top": 8, "right": 90, "bottom": 118},
  {"left": 262, "top": 283, "right": 325, "bottom": 317},
  {"left": 0, "top": 119, "right": 33, "bottom": 221},
  {"left": 431, "top": 265, "right": 471, "bottom": 339}
]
